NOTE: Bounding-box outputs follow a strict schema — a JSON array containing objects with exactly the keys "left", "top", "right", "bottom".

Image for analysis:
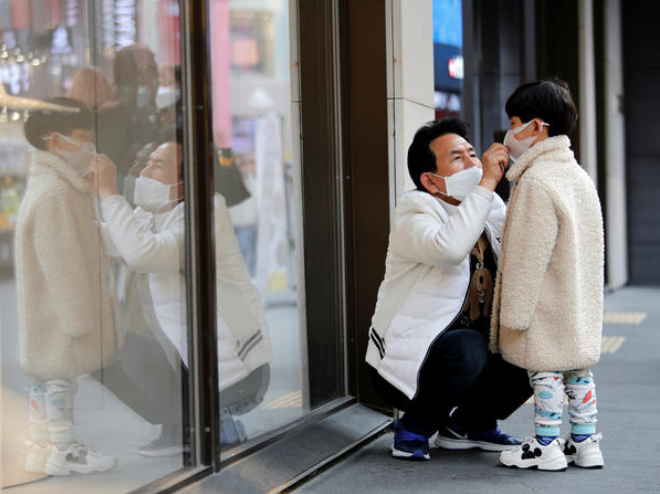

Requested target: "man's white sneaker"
[
  {"left": 564, "top": 433, "right": 604, "bottom": 468},
  {"left": 44, "top": 442, "right": 117, "bottom": 475},
  {"left": 24, "top": 439, "right": 51, "bottom": 473},
  {"left": 499, "top": 437, "right": 568, "bottom": 471}
]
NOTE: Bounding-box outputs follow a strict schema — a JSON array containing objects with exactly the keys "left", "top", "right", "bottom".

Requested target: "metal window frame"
[
  {"left": 179, "top": 0, "right": 220, "bottom": 474},
  {"left": 127, "top": 0, "right": 219, "bottom": 491},
  {"left": 298, "top": 0, "right": 349, "bottom": 408},
  {"left": 337, "top": 0, "right": 391, "bottom": 411}
]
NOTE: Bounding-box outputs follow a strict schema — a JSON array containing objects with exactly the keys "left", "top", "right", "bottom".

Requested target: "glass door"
[
  {"left": 209, "top": 0, "right": 349, "bottom": 459},
  {"left": 0, "top": 1, "right": 197, "bottom": 491}
]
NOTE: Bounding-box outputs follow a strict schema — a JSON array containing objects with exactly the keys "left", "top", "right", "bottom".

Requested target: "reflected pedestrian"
[
  {"left": 67, "top": 66, "right": 113, "bottom": 110},
  {"left": 96, "top": 44, "right": 161, "bottom": 191}
]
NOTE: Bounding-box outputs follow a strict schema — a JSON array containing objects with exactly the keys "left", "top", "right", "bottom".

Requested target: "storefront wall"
[{"left": 0, "top": 0, "right": 389, "bottom": 492}]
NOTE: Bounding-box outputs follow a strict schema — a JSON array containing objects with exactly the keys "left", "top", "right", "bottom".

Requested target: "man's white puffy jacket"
[
  {"left": 366, "top": 186, "right": 505, "bottom": 400},
  {"left": 101, "top": 193, "right": 271, "bottom": 392}
]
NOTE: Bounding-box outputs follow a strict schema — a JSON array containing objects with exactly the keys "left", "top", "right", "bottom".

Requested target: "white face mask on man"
[
  {"left": 503, "top": 119, "right": 550, "bottom": 161},
  {"left": 133, "top": 176, "right": 181, "bottom": 213},
  {"left": 52, "top": 133, "right": 96, "bottom": 177},
  {"left": 430, "top": 165, "right": 483, "bottom": 201}
]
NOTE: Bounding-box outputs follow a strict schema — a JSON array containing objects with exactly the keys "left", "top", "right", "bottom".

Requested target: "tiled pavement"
[{"left": 294, "top": 286, "right": 660, "bottom": 494}]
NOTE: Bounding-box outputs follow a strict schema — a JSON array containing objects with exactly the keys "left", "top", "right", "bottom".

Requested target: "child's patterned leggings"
[
  {"left": 28, "top": 379, "right": 78, "bottom": 444},
  {"left": 529, "top": 369, "right": 598, "bottom": 437}
]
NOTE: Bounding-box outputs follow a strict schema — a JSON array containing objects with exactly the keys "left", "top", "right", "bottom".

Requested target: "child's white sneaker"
[
  {"left": 24, "top": 439, "right": 51, "bottom": 473},
  {"left": 499, "top": 436, "right": 568, "bottom": 471},
  {"left": 44, "top": 441, "right": 116, "bottom": 475},
  {"left": 564, "top": 433, "right": 604, "bottom": 468}
]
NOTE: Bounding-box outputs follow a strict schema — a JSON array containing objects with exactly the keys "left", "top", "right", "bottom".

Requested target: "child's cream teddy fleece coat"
[
  {"left": 490, "top": 136, "right": 604, "bottom": 372},
  {"left": 16, "top": 150, "right": 121, "bottom": 380}
]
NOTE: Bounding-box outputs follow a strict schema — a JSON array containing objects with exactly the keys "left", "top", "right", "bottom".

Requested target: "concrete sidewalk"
[{"left": 294, "top": 286, "right": 660, "bottom": 494}]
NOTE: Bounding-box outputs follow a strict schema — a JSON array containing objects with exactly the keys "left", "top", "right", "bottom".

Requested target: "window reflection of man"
[{"left": 90, "top": 143, "right": 272, "bottom": 454}]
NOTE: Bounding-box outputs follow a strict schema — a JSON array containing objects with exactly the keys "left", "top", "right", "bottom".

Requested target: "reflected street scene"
[{"left": 1, "top": 0, "right": 307, "bottom": 491}]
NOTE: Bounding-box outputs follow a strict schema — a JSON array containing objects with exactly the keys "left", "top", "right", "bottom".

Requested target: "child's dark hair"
[
  {"left": 505, "top": 79, "right": 578, "bottom": 137},
  {"left": 24, "top": 97, "right": 93, "bottom": 150},
  {"left": 408, "top": 117, "right": 471, "bottom": 191}
]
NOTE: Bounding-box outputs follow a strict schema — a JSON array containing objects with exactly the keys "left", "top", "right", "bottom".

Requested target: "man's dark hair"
[
  {"left": 505, "top": 79, "right": 578, "bottom": 137},
  {"left": 407, "top": 117, "right": 470, "bottom": 191},
  {"left": 24, "top": 97, "right": 93, "bottom": 150}
]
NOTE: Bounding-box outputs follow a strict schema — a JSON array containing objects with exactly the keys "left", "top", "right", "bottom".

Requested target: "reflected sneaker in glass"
[
  {"left": 434, "top": 422, "right": 521, "bottom": 452},
  {"left": 564, "top": 433, "right": 604, "bottom": 468},
  {"left": 24, "top": 439, "right": 50, "bottom": 473},
  {"left": 391, "top": 420, "right": 430, "bottom": 460},
  {"left": 499, "top": 436, "right": 568, "bottom": 471},
  {"left": 44, "top": 442, "right": 116, "bottom": 475},
  {"left": 139, "top": 434, "right": 185, "bottom": 457},
  {"left": 220, "top": 417, "right": 247, "bottom": 448}
]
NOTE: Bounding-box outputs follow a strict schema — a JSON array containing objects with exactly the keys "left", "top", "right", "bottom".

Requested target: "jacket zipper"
[{"left": 411, "top": 280, "right": 470, "bottom": 401}]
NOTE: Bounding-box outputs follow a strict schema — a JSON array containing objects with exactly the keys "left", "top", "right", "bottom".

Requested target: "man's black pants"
[{"left": 371, "top": 328, "right": 532, "bottom": 437}]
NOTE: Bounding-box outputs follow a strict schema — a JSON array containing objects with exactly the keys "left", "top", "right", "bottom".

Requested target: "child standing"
[
  {"left": 491, "top": 80, "right": 605, "bottom": 471},
  {"left": 17, "top": 97, "right": 120, "bottom": 475}
]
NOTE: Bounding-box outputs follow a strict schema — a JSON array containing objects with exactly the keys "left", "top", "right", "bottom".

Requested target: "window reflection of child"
[{"left": 18, "top": 98, "right": 119, "bottom": 475}]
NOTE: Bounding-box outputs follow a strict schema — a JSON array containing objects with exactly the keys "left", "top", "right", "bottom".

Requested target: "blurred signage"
[
  {"left": 448, "top": 55, "right": 464, "bottom": 79},
  {"left": 434, "top": 91, "right": 461, "bottom": 113},
  {"left": 65, "top": 0, "right": 79, "bottom": 27},
  {"left": 0, "top": 61, "right": 29, "bottom": 95},
  {"left": 230, "top": 10, "right": 273, "bottom": 76},
  {"left": 101, "top": 0, "right": 137, "bottom": 51},
  {"left": 51, "top": 25, "right": 72, "bottom": 54},
  {"left": 434, "top": 43, "right": 462, "bottom": 91},
  {"left": 232, "top": 37, "right": 260, "bottom": 68},
  {"left": 114, "top": 0, "right": 137, "bottom": 49}
]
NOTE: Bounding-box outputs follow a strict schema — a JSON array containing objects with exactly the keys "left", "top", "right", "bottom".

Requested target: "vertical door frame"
[
  {"left": 338, "top": 0, "right": 391, "bottom": 410},
  {"left": 298, "top": 0, "right": 348, "bottom": 407}
]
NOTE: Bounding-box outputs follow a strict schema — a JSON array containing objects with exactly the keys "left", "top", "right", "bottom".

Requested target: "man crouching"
[{"left": 366, "top": 117, "right": 532, "bottom": 460}]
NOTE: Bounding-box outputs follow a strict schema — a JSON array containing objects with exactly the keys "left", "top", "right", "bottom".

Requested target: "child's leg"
[
  {"left": 529, "top": 371, "right": 565, "bottom": 442},
  {"left": 45, "top": 379, "right": 78, "bottom": 446},
  {"left": 28, "top": 380, "right": 48, "bottom": 442},
  {"left": 565, "top": 369, "right": 597, "bottom": 440}
]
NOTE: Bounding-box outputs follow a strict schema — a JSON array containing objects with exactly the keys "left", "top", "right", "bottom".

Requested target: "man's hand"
[
  {"left": 89, "top": 155, "right": 119, "bottom": 200},
  {"left": 480, "top": 143, "right": 510, "bottom": 191}
]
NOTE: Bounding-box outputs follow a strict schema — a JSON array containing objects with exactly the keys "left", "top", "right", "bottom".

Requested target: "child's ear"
[{"left": 534, "top": 119, "right": 544, "bottom": 135}]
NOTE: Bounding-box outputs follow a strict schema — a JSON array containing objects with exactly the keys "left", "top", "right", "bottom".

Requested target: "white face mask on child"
[
  {"left": 503, "top": 120, "right": 550, "bottom": 161},
  {"left": 53, "top": 134, "right": 96, "bottom": 177}
]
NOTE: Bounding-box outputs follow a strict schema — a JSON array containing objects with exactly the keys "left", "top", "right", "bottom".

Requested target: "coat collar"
[
  {"left": 434, "top": 195, "right": 458, "bottom": 216},
  {"left": 506, "top": 135, "right": 573, "bottom": 182},
  {"left": 402, "top": 189, "right": 454, "bottom": 218},
  {"left": 30, "top": 149, "right": 92, "bottom": 194}
]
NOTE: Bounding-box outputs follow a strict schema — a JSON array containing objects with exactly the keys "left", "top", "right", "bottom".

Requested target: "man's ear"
[{"left": 420, "top": 172, "right": 444, "bottom": 195}]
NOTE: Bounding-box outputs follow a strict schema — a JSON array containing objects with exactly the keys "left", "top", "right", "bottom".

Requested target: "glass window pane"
[
  {"left": 1, "top": 1, "right": 192, "bottom": 491},
  {"left": 212, "top": 0, "right": 345, "bottom": 456}
]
